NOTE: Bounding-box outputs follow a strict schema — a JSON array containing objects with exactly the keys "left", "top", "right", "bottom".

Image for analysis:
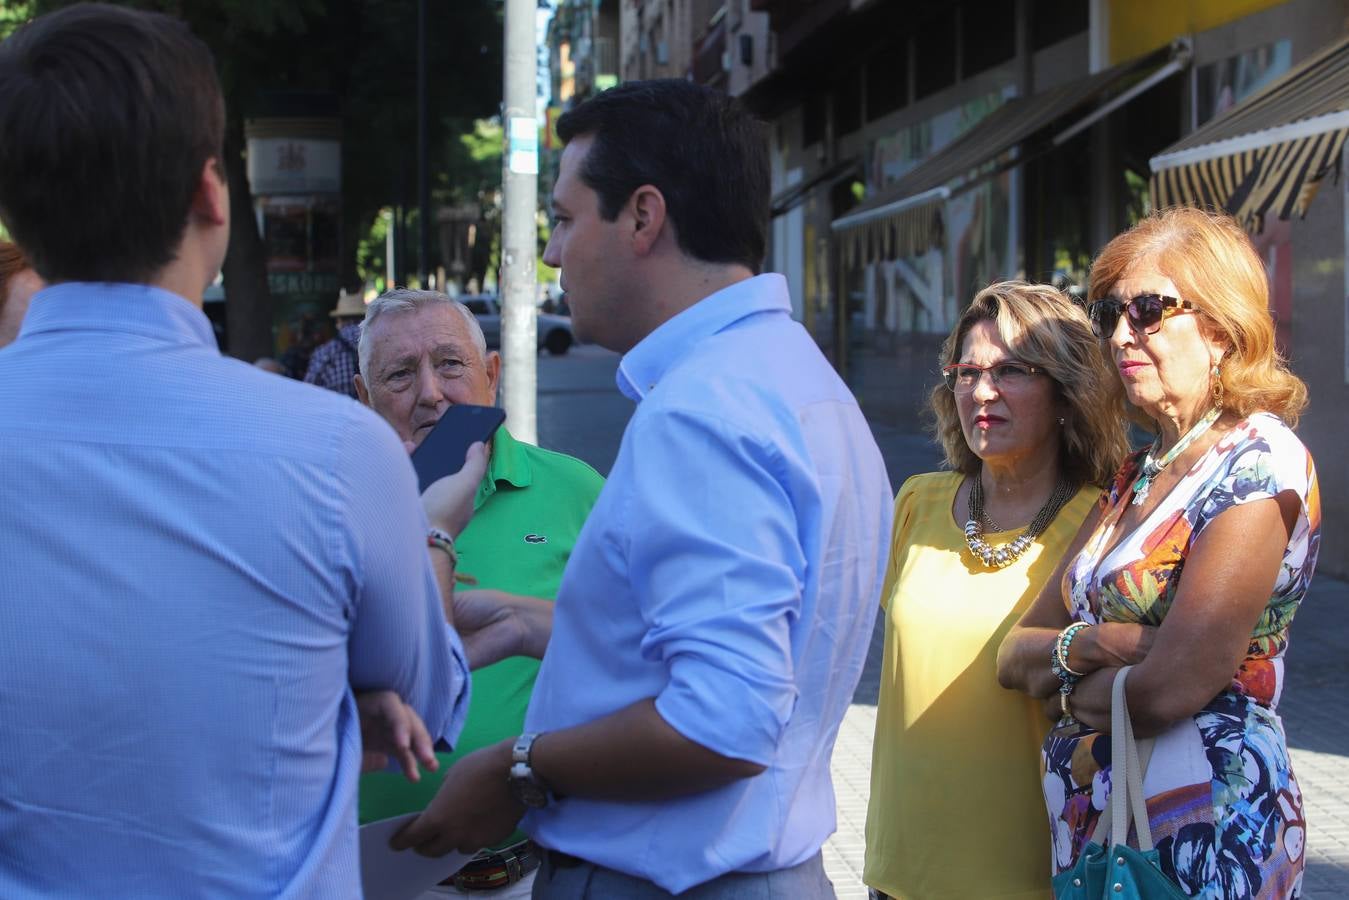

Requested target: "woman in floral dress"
[{"left": 997, "top": 207, "right": 1319, "bottom": 899}]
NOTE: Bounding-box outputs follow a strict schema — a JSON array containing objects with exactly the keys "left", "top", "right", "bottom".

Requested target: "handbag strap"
[{"left": 1088, "top": 665, "right": 1157, "bottom": 850}]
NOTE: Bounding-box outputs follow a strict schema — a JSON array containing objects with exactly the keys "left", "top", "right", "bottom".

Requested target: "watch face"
[
  {"left": 509, "top": 760, "right": 549, "bottom": 808},
  {"left": 513, "top": 779, "right": 549, "bottom": 809}
]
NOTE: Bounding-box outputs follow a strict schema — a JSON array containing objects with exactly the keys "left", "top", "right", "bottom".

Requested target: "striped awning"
[
  {"left": 1150, "top": 35, "right": 1349, "bottom": 231},
  {"left": 834, "top": 41, "right": 1188, "bottom": 265},
  {"left": 832, "top": 188, "right": 948, "bottom": 265}
]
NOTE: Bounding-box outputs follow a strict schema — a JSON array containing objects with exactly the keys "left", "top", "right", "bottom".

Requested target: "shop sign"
[
  {"left": 267, "top": 270, "right": 341, "bottom": 297},
  {"left": 247, "top": 138, "right": 341, "bottom": 195}
]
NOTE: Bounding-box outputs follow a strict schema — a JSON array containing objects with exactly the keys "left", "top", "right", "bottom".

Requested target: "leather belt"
[
  {"left": 443, "top": 840, "right": 540, "bottom": 891},
  {"left": 545, "top": 849, "right": 587, "bottom": 869}
]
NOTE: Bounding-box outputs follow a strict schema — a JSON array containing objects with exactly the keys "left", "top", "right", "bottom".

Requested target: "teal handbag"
[{"left": 1051, "top": 666, "right": 1188, "bottom": 900}]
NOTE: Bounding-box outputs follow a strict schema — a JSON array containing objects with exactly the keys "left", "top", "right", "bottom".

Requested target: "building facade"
[{"left": 548, "top": 0, "right": 1349, "bottom": 575}]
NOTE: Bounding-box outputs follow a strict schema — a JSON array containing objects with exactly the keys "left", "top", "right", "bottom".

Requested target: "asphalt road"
[{"left": 535, "top": 343, "right": 633, "bottom": 476}]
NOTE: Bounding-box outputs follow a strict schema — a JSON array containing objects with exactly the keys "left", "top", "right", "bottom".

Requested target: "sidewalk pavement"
[{"left": 821, "top": 411, "right": 1349, "bottom": 899}]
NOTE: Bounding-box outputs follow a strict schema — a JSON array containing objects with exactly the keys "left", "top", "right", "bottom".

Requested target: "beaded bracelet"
[
  {"left": 427, "top": 526, "right": 459, "bottom": 569},
  {"left": 1051, "top": 622, "right": 1089, "bottom": 678},
  {"left": 1050, "top": 622, "right": 1091, "bottom": 721}
]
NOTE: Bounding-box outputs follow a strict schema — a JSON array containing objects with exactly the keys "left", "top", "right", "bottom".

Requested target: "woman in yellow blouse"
[{"left": 864, "top": 282, "right": 1128, "bottom": 899}]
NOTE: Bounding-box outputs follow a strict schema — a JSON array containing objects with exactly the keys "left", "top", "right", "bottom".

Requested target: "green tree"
[
  {"left": 26, "top": 0, "right": 503, "bottom": 358},
  {"left": 446, "top": 118, "right": 503, "bottom": 291}
]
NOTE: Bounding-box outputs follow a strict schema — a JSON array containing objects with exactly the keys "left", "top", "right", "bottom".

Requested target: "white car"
[{"left": 459, "top": 295, "right": 575, "bottom": 356}]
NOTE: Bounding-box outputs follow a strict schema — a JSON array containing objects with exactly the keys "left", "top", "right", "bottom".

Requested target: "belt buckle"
[{"left": 449, "top": 842, "right": 533, "bottom": 891}]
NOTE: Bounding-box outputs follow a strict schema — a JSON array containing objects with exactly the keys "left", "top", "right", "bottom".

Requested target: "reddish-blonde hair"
[{"left": 1088, "top": 207, "right": 1307, "bottom": 427}]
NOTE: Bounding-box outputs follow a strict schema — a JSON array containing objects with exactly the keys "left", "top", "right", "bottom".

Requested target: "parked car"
[{"left": 459, "top": 295, "right": 575, "bottom": 356}]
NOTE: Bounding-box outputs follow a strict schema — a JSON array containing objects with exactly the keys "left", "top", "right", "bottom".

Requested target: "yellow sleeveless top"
[{"left": 863, "top": 472, "right": 1098, "bottom": 899}]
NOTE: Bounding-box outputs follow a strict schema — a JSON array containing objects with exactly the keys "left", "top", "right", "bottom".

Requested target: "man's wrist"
[
  {"left": 427, "top": 517, "right": 461, "bottom": 539},
  {"left": 506, "top": 732, "right": 554, "bottom": 808},
  {"left": 427, "top": 527, "right": 458, "bottom": 568},
  {"left": 518, "top": 599, "right": 553, "bottom": 660}
]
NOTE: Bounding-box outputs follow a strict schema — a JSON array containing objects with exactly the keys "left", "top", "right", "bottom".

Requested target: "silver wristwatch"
[{"left": 507, "top": 732, "right": 551, "bottom": 808}]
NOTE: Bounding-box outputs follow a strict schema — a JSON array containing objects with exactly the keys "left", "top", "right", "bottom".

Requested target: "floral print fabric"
[{"left": 1043, "top": 413, "right": 1320, "bottom": 899}]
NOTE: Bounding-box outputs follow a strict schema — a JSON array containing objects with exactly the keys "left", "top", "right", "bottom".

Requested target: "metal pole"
[
  {"left": 500, "top": 0, "right": 538, "bottom": 443},
  {"left": 385, "top": 208, "right": 395, "bottom": 291},
  {"left": 417, "top": 0, "right": 430, "bottom": 288}
]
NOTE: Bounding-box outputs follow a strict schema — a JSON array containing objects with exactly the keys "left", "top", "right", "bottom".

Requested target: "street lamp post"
[{"left": 499, "top": 0, "right": 539, "bottom": 444}]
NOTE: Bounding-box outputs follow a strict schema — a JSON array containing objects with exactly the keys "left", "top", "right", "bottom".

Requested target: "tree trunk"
[{"left": 221, "top": 119, "right": 274, "bottom": 361}]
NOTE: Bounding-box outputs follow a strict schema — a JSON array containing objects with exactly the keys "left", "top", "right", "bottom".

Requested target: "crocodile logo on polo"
[{"left": 523, "top": 533, "right": 548, "bottom": 544}]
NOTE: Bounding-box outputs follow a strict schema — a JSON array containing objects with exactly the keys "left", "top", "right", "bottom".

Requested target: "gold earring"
[{"left": 1210, "top": 364, "right": 1224, "bottom": 410}]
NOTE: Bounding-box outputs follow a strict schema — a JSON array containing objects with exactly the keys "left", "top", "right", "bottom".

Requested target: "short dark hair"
[
  {"left": 556, "top": 79, "right": 769, "bottom": 273},
  {"left": 0, "top": 3, "right": 225, "bottom": 284},
  {"left": 0, "top": 240, "right": 28, "bottom": 299}
]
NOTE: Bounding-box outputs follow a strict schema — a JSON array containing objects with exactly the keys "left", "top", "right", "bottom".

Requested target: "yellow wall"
[{"left": 1110, "top": 0, "right": 1291, "bottom": 62}]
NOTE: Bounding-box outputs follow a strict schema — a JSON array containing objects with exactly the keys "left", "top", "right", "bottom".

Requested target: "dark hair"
[
  {"left": 556, "top": 79, "right": 769, "bottom": 273},
  {"left": 0, "top": 3, "right": 225, "bottom": 284},
  {"left": 0, "top": 240, "right": 28, "bottom": 300}
]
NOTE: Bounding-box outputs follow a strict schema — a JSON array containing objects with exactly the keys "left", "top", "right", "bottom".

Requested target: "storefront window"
[{"left": 1194, "top": 40, "right": 1291, "bottom": 127}]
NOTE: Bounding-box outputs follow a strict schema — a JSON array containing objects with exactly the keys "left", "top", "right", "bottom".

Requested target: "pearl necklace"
[{"left": 965, "top": 473, "right": 1076, "bottom": 569}]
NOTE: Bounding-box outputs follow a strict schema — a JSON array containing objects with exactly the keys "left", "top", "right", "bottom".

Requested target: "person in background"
[
  {"left": 253, "top": 356, "right": 285, "bottom": 374},
  {"left": 999, "top": 207, "right": 1319, "bottom": 898},
  {"left": 0, "top": 6, "right": 474, "bottom": 896},
  {"left": 863, "top": 282, "right": 1128, "bottom": 900},
  {"left": 0, "top": 239, "right": 42, "bottom": 348},
  {"left": 279, "top": 312, "right": 319, "bottom": 379},
  {"left": 305, "top": 287, "right": 366, "bottom": 397},
  {"left": 355, "top": 288, "right": 603, "bottom": 899}
]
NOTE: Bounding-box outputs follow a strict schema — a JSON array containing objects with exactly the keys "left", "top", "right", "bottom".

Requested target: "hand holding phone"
[
  {"left": 421, "top": 442, "right": 488, "bottom": 539},
  {"left": 411, "top": 403, "right": 506, "bottom": 492}
]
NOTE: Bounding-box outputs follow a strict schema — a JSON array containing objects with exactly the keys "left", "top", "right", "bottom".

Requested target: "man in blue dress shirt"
[
  {"left": 394, "top": 80, "right": 893, "bottom": 897},
  {"left": 0, "top": 6, "right": 475, "bottom": 897}
]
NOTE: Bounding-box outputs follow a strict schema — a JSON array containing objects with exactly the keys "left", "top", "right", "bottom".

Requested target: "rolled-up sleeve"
[
  {"left": 624, "top": 409, "right": 805, "bottom": 766},
  {"left": 336, "top": 405, "right": 471, "bottom": 748}
]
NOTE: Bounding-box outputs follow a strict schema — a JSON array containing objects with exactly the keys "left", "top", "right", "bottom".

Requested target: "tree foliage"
[{"left": 23, "top": 0, "right": 504, "bottom": 356}]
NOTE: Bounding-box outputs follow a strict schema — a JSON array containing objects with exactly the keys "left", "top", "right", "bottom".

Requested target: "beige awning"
[
  {"left": 1150, "top": 35, "right": 1349, "bottom": 231},
  {"left": 833, "top": 41, "right": 1189, "bottom": 265}
]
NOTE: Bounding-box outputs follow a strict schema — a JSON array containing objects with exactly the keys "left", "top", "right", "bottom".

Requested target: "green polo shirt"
[{"left": 358, "top": 427, "right": 603, "bottom": 844}]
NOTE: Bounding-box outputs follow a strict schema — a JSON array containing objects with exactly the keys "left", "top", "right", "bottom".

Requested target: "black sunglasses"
[{"left": 1088, "top": 293, "right": 1195, "bottom": 339}]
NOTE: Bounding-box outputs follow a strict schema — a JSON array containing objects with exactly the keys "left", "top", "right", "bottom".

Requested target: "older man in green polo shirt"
[{"left": 354, "top": 288, "right": 603, "bottom": 898}]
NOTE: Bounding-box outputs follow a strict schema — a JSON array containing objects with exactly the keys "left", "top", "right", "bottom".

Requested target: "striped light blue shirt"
[
  {"left": 0, "top": 283, "right": 469, "bottom": 898},
  {"left": 522, "top": 274, "right": 892, "bottom": 893}
]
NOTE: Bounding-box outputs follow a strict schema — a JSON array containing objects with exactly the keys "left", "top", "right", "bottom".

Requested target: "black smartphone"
[{"left": 410, "top": 404, "right": 506, "bottom": 492}]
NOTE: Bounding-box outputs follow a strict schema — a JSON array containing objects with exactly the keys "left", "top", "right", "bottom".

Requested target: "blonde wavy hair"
[
  {"left": 1087, "top": 206, "right": 1307, "bottom": 427},
  {"left": 931, "top": 281, "right": 1129, "bottom": 487}
]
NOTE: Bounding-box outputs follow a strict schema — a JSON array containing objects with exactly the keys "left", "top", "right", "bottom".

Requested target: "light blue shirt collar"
[
  {"left": 616, "top": 273, "right": 790, "bottom": 401},
  {"left": 20, "top": 281, "right": 217, "bottom": 350}
]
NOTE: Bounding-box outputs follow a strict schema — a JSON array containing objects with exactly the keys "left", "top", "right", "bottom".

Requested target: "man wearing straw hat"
[{"left": 306, "top": 286, "right": 367, "bottom": 397}]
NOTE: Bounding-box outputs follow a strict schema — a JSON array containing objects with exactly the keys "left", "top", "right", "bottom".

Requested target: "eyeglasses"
[
  {"left": 1088, "top": 293, "right": 1196, "bottom": 339},
  {"left": 941, "top": 361, "right": 1044, "bottom": 393}
]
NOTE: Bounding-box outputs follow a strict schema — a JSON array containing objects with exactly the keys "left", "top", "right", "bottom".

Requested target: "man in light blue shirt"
[
  {"left": 395, "top": 80, "right": 892, "bottom": 897},
  {"left": 0, "top": 7, "right": 473, "bottom": 897}
]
